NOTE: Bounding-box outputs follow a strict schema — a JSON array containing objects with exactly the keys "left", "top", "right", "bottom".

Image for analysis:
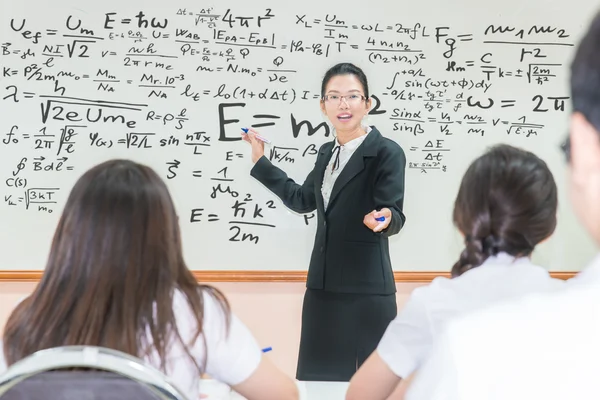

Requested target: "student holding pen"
[{"left": 243, "top": 62, "right": 407, "bottom": 381}]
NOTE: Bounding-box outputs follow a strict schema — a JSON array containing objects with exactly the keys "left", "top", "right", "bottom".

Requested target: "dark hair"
[
  {"left": 451, "top": 144, "right": 558, "bottom": 278},
  {"left": 3, "top": 159, "right": 229, "bottom": 373},
  {"left": 571, "top": 11, "right": 600, "bottom": 133},
  {"left": 320, "top": 62, "right": 370, "bottom": 98}
]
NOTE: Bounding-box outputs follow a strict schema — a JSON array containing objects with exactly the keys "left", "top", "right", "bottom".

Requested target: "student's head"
[
  {"left": 567, "top": 12, "right": 600, "bottom": 244},
  {"left": 3, "top": 159, "right": 228, "bottom": 370},
  {"left": 320, "top": 62, "right": 372, "bottom": 133},
  {"left": 451, "top": 145, "right": 558, "bottom": 277}
]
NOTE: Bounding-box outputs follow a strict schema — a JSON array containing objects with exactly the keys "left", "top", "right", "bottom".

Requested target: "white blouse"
[
  {"left": 0, "top": 290, "right": 263, "bottom": 399},
  {"left": 321, "top": 126, "right": 371, "bottom": 210},
  {"left": 376, "top": 252, "right": 565, "bottom": 379},
  {"left": 407, "top": 253, "right": 600, "bottom": 400}
]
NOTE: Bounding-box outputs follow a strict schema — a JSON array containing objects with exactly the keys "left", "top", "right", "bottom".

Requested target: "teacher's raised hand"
[{"left": 241, "top": 128, "right": 265, "bottom": 163}]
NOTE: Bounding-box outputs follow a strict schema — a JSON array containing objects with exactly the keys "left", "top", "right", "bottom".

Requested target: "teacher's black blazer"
[{"left": 250, "top": 126, "right": 406, "bottom": 295}]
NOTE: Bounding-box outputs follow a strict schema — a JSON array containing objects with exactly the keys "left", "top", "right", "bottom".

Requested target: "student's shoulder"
[
  {"left": 407, "top": 276, "right": 457, "bottom": 306},
  {"left": 172, "top": 288, "right": 230, "bottom": 331},
  {"left": 525, "top": 264, "right": 566, "bottom": 289},
  {"left": 452, "top": 281, "right": 600, "bottom": 339}
]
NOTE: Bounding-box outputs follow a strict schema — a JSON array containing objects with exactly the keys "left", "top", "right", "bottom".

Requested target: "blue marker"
[
  {"left": 375, "top": 216, "right": 385, "bottom": 222},
  {"left": 262, "top": 347, "right": 272, "bottom": 353},
  {"left": 241, "top": 127, "right": 271, "bottom": 144}
]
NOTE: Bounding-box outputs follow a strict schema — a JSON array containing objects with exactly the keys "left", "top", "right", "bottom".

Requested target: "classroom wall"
[{"left": 0, "top": 281, "right": 423, "bottom": 376}]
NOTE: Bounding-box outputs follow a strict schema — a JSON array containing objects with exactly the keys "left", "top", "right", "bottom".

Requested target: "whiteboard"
[{"left": 0, "top": 0, "right": 597, "bottom": 271}]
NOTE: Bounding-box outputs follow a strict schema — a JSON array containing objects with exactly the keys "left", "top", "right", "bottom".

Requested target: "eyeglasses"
[
  {"left": 322, "top": 94, "right": 367, "bottom": 105},
  {"left": 560, "top": 133, "right": 571, "bottom": 163}
]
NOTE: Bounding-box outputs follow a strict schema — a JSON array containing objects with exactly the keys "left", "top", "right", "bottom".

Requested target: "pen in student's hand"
[
  {"left": 241, "top": 128, "right": 271, "bottom": 144},
  {"left": 262, "top": 347, "right": 272, "bottom": 353},
  {"left": 375, "top": 217, "right": 385, "bottom": 222}
]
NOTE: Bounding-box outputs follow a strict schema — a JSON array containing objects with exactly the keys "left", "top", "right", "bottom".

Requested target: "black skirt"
[{"left": 295, "top": 288, "right": 397, "bottom": 381}]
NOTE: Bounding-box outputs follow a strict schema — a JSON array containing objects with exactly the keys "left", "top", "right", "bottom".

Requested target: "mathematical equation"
[{"left": 0, "top": 5, "right": 572, "bottom": 244}]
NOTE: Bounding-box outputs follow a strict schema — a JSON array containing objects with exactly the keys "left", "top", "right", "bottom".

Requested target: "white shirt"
[
  {"left": 406, "top": 254, "right": 600, "bottom": 400},
  {"left": 377, "top": 252, "right": 565, "bottom": 379},
  {"left": 0, "top": 290, "right": 262, "bottom": 400},
  {"left": 321, "top": 126, "right": 371, "bottom": 210}
]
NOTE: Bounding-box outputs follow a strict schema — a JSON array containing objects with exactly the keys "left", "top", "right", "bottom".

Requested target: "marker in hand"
[
  {"left": 242, "top": 128, "right": 271, "bottom": 144},
  {"left": 365, "top": 209, "right": 390, "bottom": 233}
]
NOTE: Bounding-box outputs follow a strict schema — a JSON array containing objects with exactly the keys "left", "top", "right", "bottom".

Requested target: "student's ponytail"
[{"left": 452, "top": 233, "right": 504, "bottom": 277}]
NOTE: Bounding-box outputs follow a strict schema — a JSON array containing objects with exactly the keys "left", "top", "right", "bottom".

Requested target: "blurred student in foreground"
[{"left": 406, "top": 11, "right": 600, "bottom": 400}]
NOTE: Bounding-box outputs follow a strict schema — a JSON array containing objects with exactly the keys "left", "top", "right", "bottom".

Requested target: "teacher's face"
[{"left": 320, "top": 74, "right": 371, "bottom": 133}]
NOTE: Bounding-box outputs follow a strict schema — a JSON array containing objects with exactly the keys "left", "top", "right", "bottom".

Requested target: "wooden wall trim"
[{"left": 0, "top": 270, "right": 577, "bottom": 283}]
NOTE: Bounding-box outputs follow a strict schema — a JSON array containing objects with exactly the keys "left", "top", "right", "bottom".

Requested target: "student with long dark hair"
[
  {"left": 346, "top": 144, "right": 565, "bottom": 400},
  {"left": 0, "top": 160, "right": 298, "bottom": 400}
]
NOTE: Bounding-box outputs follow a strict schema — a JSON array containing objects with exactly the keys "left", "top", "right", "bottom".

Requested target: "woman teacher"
[{"left": 243, "top": 62, "right": 406, "bottom": 381}]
